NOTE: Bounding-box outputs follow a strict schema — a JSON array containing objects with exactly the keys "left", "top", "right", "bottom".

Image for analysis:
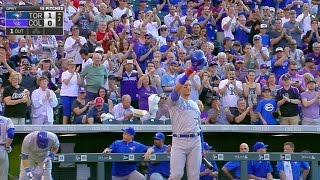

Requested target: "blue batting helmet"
[
  {"left": 37, "top": 131, "right": 49, "bottom": 149},
  {"left": 190, "top": 50, "right": 207, "bottom": 70},
  {"left": 153, "top": 132, "right": 165, "bottom": 141}
]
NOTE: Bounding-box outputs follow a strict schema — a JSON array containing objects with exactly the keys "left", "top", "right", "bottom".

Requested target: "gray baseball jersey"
[
  {"left": 0, "top": 116, "right": 14, "bottom": 180},
  {"left": 21, "top": 131, "right": 60, "bottom": 161},
  {"left": 168, "top": 96, "right": 201, "bottom": 134}
]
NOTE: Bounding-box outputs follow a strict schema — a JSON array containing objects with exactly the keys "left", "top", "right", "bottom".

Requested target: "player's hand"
[
  {"left": 25, "top": 168, "right": 34, "bottom": 180},
  {"left": 102, "top": 148, "right": 111, "bottom": 154},
  {"left": 6, "top": 146, "right": 12, "bottom": 153},
  {"left": 210, "top": 171, "right": 218, "bottom": 177},
  {"left": 143, "top": 152, "right": 151, "bottom": 161}
]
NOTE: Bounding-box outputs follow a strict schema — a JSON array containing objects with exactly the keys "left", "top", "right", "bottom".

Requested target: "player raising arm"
[{"left": 167, "top": 50, "right": 207, "bottom": 180}]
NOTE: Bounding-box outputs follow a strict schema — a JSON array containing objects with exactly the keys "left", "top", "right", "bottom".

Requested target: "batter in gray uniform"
[
  {"left": 168, "top": 78, "right": 202, "bottom": 180},
  {"left": 0, "top": 116, "right": 15, "bottom": 180},
  {"left": 19, "top": 131, "right": 60, "bottom": 180}
]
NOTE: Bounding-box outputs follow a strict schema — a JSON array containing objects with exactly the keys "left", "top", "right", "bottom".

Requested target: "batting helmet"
[
  {"left": 37, "top": 131, "right": 49, "bottom": 149},
  {"left": 190, "top": 50, "right": 207, "bottom": 70},
  {"left": 153, "top": 132, "right": 165, "bottom": 141}
]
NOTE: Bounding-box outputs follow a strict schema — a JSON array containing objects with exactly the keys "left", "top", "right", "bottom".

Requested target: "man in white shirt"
[
  {"left": 218, "top": 69, "right": 243, "bottom": 108},
  {"left": 112, "top": 94, "right": 134, "bottom": 121},
  {"left": 141, "top": 9, "right": 161, "bottom": 39},
  {"left": 296, "top": 3, "right": 312, "bottom": 35},
  {"left": 221, "top": 6, "right": 237, "bottom": 40},
  {"left": 164, "top": 6, "right": 182, "bottom": 29},
  {"left": 252, "top": 35, "right": 270, "bottom": 67},
  {"left": 62, "top": 0, "right": 77, "bottom": 37},
  {"left": 112, "top": 0, "right": 133, "bottom": 21}
]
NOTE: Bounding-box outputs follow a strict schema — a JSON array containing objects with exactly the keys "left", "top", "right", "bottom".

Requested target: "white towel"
[{"left": 283, "top": 161, "right": 293, "bottom": 180}]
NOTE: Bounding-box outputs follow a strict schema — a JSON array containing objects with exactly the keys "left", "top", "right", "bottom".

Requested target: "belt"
[{"left": 173, "top": 132, "right": 200, "bottom": 138}]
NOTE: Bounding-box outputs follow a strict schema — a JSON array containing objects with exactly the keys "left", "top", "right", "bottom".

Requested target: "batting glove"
[
  {"left": 48, "top": 151, "right": 55, "bottom": 160},
  {"left": 25, "top": 168, "right": 34, "bottom": 180},
  {"left": 6, "top": 146, "right": 12, "bottom": 153}
]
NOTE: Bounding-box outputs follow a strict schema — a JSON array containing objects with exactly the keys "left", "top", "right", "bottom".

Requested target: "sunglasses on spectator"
[
  {"left": 290, "top": 43, "right": 296, "bottom": 45},
  {"left": 96, "top": 51, "right": 104, "bottom": 54},
  {"left": 160, "top": 28, "right": 167, "bottom": 31},
  {"left": 72, "top": 28, "right": 78, "bottom": 31},
  {"left": 290, "top": 69, "right": 298, "bottom": 71},
  {"left": 58, "top": 45, "right": 63, "bottom": 47}
]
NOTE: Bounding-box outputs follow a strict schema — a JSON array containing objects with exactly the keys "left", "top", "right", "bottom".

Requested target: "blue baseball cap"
[
  {"left": 153, "top": 132, "right": 165, "bottom": 141},
  {"left": 170, "top": 28, "right": 178, "bottom": 33},
  {"left": 203, "top": 142, "right": 213, "bottom": 150},
  {"left": 166, "top": 35, "right": 175, "bottom": 42},
  {"left": 37, "top": 131, "right": 49, "bottom": 149},
  {"left": 253, "top": 142, "right": 268, "bottom": 152},
  {"left": 78, "top": 87, "right": 86, "bottom": 93},
  {"left": 145, "top": 33, "right": 153, "bottom": 39},
  {"left": 260, "top": 64, "right": 269, "bottom": 69},
  {"left": 122, "top": 127, "right": 136, "bottom": 136}
]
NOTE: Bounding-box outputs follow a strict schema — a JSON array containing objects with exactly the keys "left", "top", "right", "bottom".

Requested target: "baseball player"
[
  {"left": 221, "top": 143, "right": 249, "bottom": 180},
  {"left": 102, "top": 127, "right": 154, "bottom": 180},
  {"left": 167, "top": 50, "right": 206, "bottom": 180},
  {"left": 0, "top": 116, "right": 15, "bottom": 180},
  {"left": 144, "top": 132, "right": 170, "bottom": 180},
  {"left": 19, "top": 131, "right": 60, "bottom": 180},
  {"left": 199, "top": 142, "right": 218, "bottom": 180},
  {"left": 248, "top": 142, "right": 273, "bottom": 180}
]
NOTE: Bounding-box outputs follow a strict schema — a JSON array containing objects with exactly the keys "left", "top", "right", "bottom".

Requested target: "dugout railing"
[{"left": 52, "top": 152, "right": 320, "bottom": 180}]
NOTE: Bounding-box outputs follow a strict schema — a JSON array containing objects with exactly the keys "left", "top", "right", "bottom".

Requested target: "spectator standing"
[
  {"left": 3, "top": 72, "right": 31, "bottom": 125},
  {"left": 271, "top": 47, "right": 290, "bottom": 82},
  {"left": 283, "top": 10, "right": 303, "bottom": 48},
  {"left": 31, "top": 76, "right": 58, "bottom": 125},
  {"left": 117, "top": 59, "right": 143, "bottom": 108},
  {"left": 243, "top": 69, "right": 261, "bottom": 107},
  {"left": 141, "top": 9, "right": 161, "bottom": 39},
  {"left": 198, "top": 5, "right": 216, "bottom": 43},
  {"left": 93, "top": 3, "right": 113, "bottom": 31},
  {"left": 221, "top": 6, "right": 237, "bottom": 40},
  {"left": 71, "top": 1, "right": 95, "bottom": 37},
  {"left": 83, "top": 31, "right": 99, "bottom": 56},
  {"left": 62, "top": 0, "right": 77, "bottom": 38},
  {"left": 64, "top": 25, "right": 87, "bottom": 69},
  {"left": 96, "top": 87, "right": 114, "bottom": 113},
  {"left": 164, "top": 6, "right": 182, "bottom": 29},
  {"left": 286, "top": 0, "right": 308, "bottom": 16},
  {"left": 256, "top": 86, "right": 278, "bottom": 125},
  {"left": 279, "top": 62, "right": 306, "bottom": 93},
  {"left": 267, "top": 73, "right": 281, "bottom": 97},
  {"left": 301, "top": 79, "right": 320, "bottom": 125},
  {"left": 219, "top": 68, "right": 243, "bottom": 108},
  {"left": 276, "top": 74, "right": 301, "bottom": 125},
  {"left": 161, "top": 61, "right": 179, "bottom": 96},
  {"left": 296, "top": 3, "right": 312, "bottom": 35},
  {"left": 299, "top": 57, "right": 317, "bottom": 79},
  {"left": 10, "top": 38, "right": 27, "bottom": 58},
  {"left": 232, "top": 15, "right": 250, "bottom": 46},
  {"left": 288, "top": 40, "right": 304, "bottom": 69},
  {"left": 60, "top": 60, "right": 81, "bottom": 124},
  {"left": 252, "top": 35, "right": 270, "bottom": 67},
  {"left": 80, "top": 53, "right": 108, "bottom": 101},
  {"left": 270, "top": 19, "right": 293, "bottom": 53},
  {"left": 112, "top": 0, "right": 133, "bottom": 21},
  {"left": 137, "top": 73, "right": 157, "bottom": 111}
]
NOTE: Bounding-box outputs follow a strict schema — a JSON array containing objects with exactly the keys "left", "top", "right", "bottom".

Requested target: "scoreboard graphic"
[{"left": 5, "top": 6, "right": 64, "bottom": 36}]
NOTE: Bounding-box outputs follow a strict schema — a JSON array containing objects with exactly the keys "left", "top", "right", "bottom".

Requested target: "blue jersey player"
[
  {"left": 102, "top": 127, "right": 153, "bottom": 180},
  {"left": 144, "top": 132, "right": 170, "bottom": 180},
  {"left": 199, "top": 142, "right": 218, "bottom": 180}
]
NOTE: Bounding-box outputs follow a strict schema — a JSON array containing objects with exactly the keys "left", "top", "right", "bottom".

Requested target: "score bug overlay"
[{"left": 5, "top": 6, "right": 64, "bottom": 35}]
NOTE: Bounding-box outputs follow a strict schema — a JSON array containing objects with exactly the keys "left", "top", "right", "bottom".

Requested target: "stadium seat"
[
  {"left": 102, "top": 119, "right": 122, "bottom": 124},
  {"left": 122, "top": 118, "right": 142, "bottom": 124},
  {"left": 164, "top": 120, "right": 172, "bottom": 125},
  {"left": 142, "top": 118, "right": 164, "bottom": 125}
]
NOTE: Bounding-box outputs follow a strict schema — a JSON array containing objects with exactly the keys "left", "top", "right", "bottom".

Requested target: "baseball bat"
[{"left": 202, "top": 157, "right": 213, "bottom": 170}]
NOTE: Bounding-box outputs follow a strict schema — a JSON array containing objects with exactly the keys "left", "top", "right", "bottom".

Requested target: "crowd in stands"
[{"left": 0, "top": 0, "right": 319, "bottom": 125}]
